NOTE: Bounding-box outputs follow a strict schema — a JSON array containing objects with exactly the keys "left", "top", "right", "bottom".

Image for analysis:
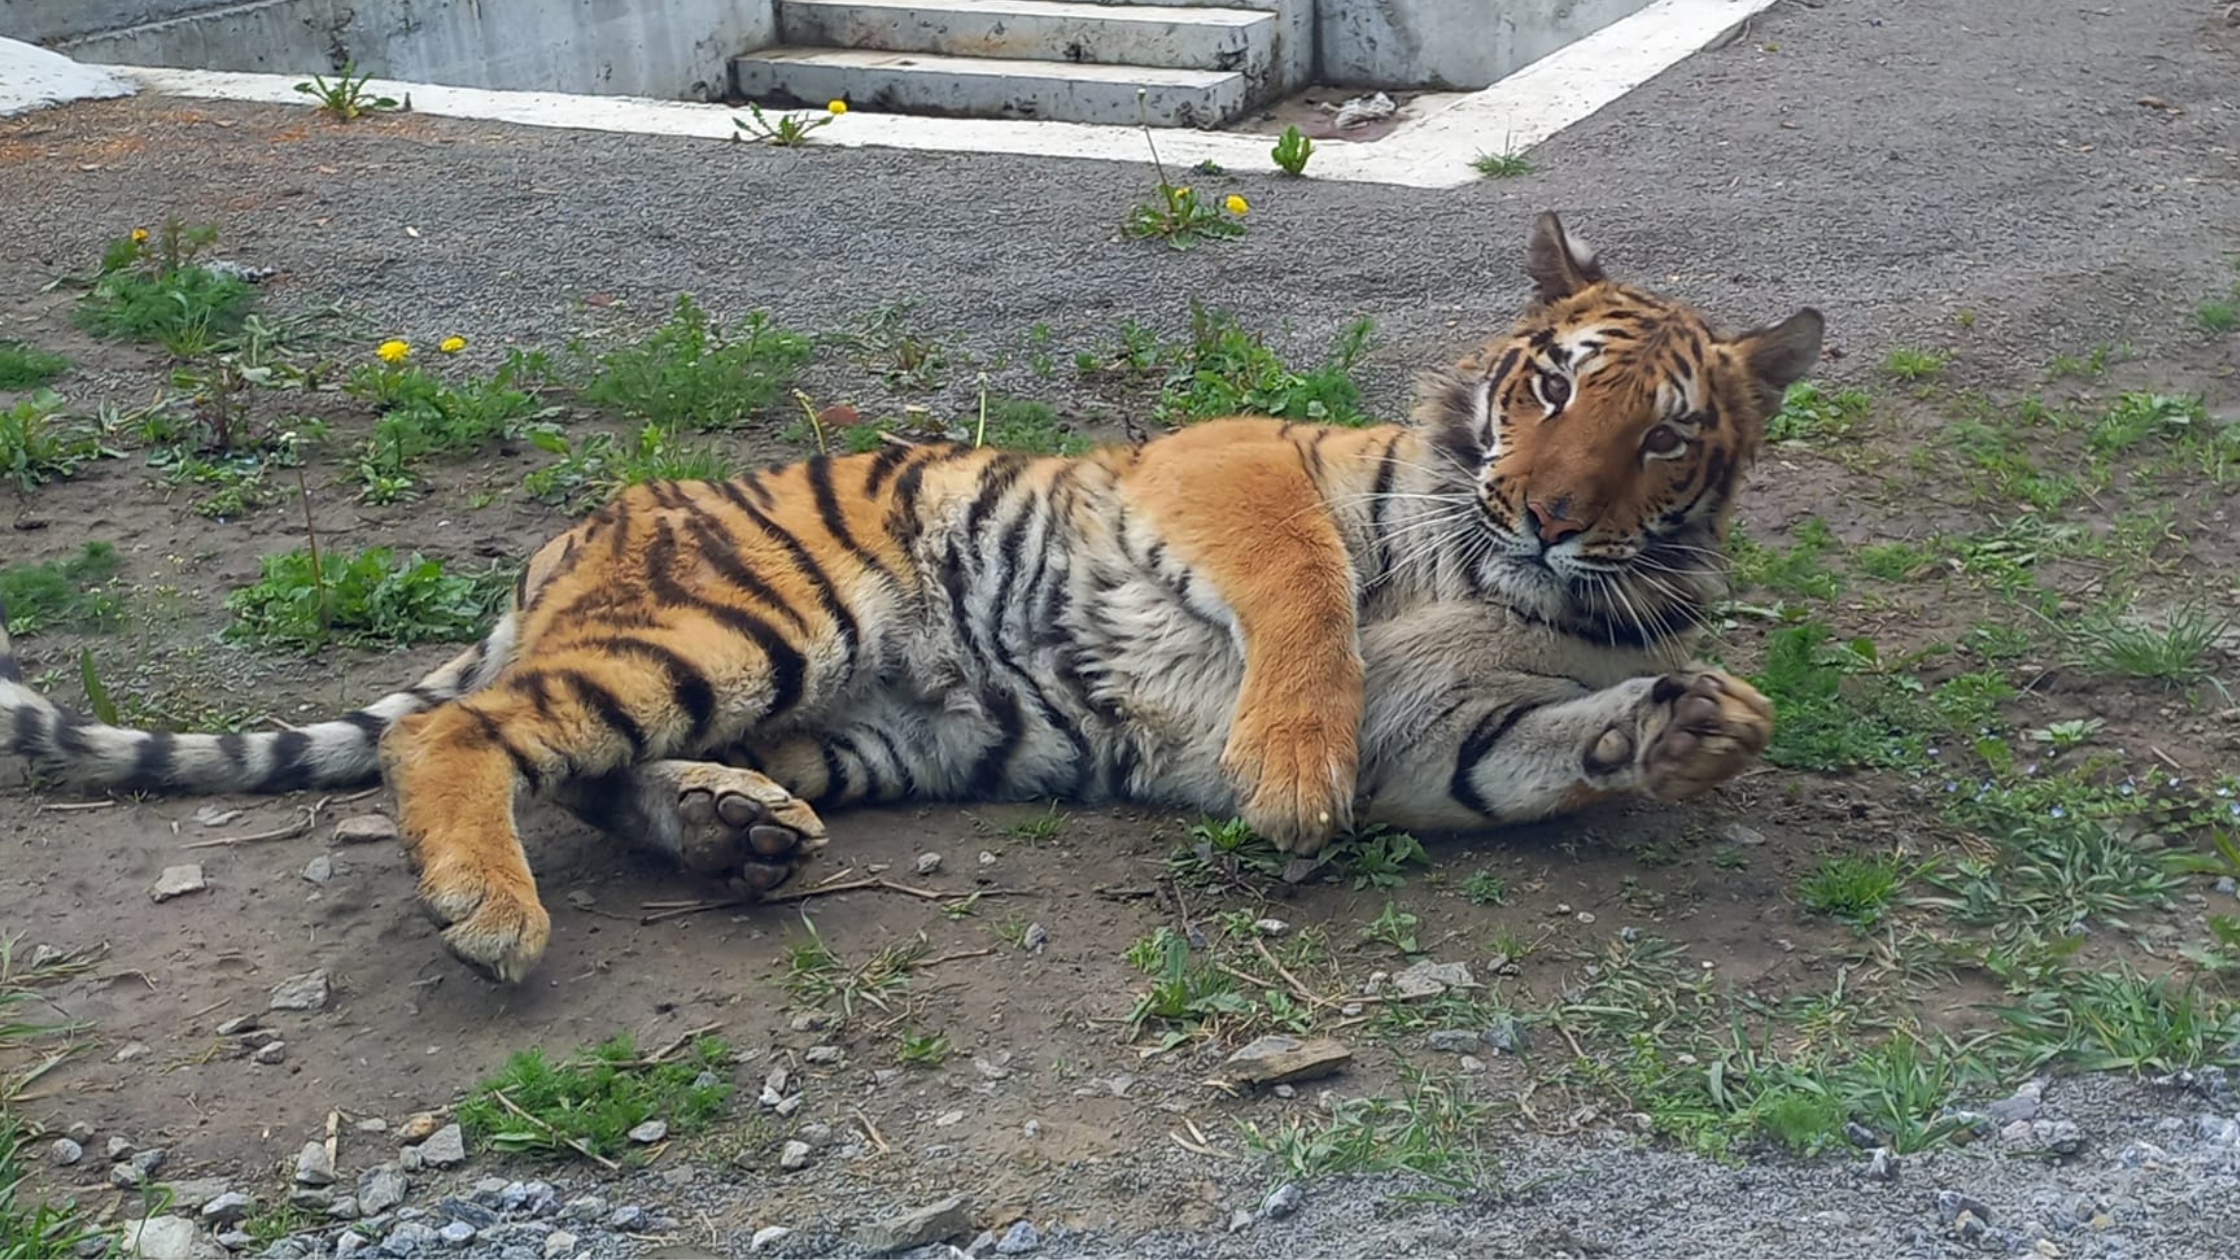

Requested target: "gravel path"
[{"left": 5, "top": 2, "right": 2238, "bottom": 1257}]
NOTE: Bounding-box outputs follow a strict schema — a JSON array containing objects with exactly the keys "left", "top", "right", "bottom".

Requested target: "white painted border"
[{"left": 97, "top": 0, "right": 1777, "bottom": 190}]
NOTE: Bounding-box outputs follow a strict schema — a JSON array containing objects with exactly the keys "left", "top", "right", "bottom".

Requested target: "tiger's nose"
[{"left": 1527, "top": 498, "right": 1587, "bottom": 546}]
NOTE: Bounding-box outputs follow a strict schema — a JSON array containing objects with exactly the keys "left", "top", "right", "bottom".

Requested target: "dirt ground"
[{"left": 2, "top": 0, "right": 2239, "bottom": 1256}]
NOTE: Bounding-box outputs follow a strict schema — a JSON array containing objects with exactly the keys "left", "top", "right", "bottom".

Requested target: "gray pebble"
[
  {"left": 217, "top": 1015, "right": 260, "bottom": 1036},
  {"left": 750, "top": 1225, "right": 791, "bottom": 1252},
  {"left": 1987, "top": 1094, "right": 2041, "bottom": 1123},
  {"left": 628, "top": 1119, "right": 668, "bottom": 1144},
  {"left": 295, "top": 1140, "right": 336, "bottom": 1186},
  {"left": 2043, "top": 1118, "right": 2086, "bottom": 1155},
  {"left": 302, "top": 855, "right": 334, "bottom": 884},
  {"left": 253, "top": 1041, "right": 287, "bottom": 1066},
  {"left": 49, "top": 1138, "right": 82, "bottom": 1167},
  {"left": 1227, "top": 1208, "right": 1256, "bottom": 1233},
  {"left": 288, "top": 1187, "right": 334, "bottom": 1211},
  {"left": 215, "top": 1230, "right": 255, "bottom": 1250},
  {"left": 2217, "top": 875, "right": 2236, "bottom": 896},
  {"left": 915, "top": 852, "right": 943, "bottom": 875},
  {"left": 1865, "top": 1147, "right": 1898, "bottom": 1181},
  {"left": 440, "top": 1221, "right": 478, "bottom": 1247},
  {"left": 359, "top": 1165, "right": 408, "bottom": 1216},
  {"left": 333, "top": 1233, "right": 369, "bottom": 1260},
  {"left": 105, "top": 1136, "right": 135, "bottom": 1160},
  {"left": 542, "top": 1229, "right": 579, "bottom": 1259},
  {"left": 995, "top": 1220, "right": 1042, "bottom": 1255},
  {"left": 326, "top": 1195, "right": 361, "bottom": 1220},
  {"left": 65, "top": 1121, "right": 94, "bottom": 1143},
  {"left": 1022, "top": 922, "right": 1048, "bottom": 951},
  {"left": 1260, "top": 1183, "right": 1302, "bottom": 1219},
  {"left": 419, "top": 1124, "right": 467, "bottom": 1167},
  {"left": 608, "top": 1206, "right": 650, "bottom": 1232},
  {"left": 438, "top": 1199, "right": 499, "bottom": 1229},
  {"left": 1937, "top": 1190, "right": 1995, "bottom": 1225},
  {"left": 559, "top": 1197, "right": 607, "bottom": 1224},
  {"left": 267, "top": 969, "right": 332, "bottom": 1012},
  {"left": 202, "top": 1191, "right": 255, "bottom": 1225},
  {"left": 384, "top": 1221, "right": 442, "bottom": 1256},
  {"left": 1426, "top": 1029, "right": 1478, "bottom": 1053},
  {"left": 780, "top": 1140, "right": 812, "bottom": 1171},
  {"left": 804, "top": 1044, "right": 842, "bottom": 1064}
]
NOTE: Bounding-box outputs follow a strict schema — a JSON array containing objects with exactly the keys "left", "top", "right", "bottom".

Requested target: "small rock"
[
  {"left": 1722, "top": 822, "right": 1769, "bottom": 846},
  {"left": 542, "top": 1230, "right": 578, "bottom": 1260},
  {"left": 50, "top": 1138, "right": 83, "bottom": 1167},
  {"left": 399, "top": 1144, "right": 425, "bottom": 1173},
  {"left": 1865, "top": 1147, "right": 1898, "bottom": 1181},
  {"left": 122, "top": 1216, "right": 206, "bottom": 1259},
  {"left": 214, "top": 1230, "right": 253, "bottom": 1251},
  {"left": 439, "top": 1222, "right": 477, "bottom": 1247},
  {"left": 854, "top": 1194, "right": 975, "bottom": 1255},
  {"left": 2217, "top": 875, "right": 2237, "bottom": 897},
  {"left": 775, "top": 1095, "right": 801, "bottom": 1117},
  {"left": 1953, "top": 1210, "right": 1988, "bottom": 1243},
  {"left": 151, "top": 865, "right": 208, "bottom": 903},
  {"left": 1261, "top": 1183, "right": 1302, "bottom": 1219},
  {"left": 1273, "top": 1085, "right": 1295, "bottom": 1098},
  {"left": 559, "top": 1198, "right": 607, "bottom": 1224},
  {"left": 995, "top": 1220, "right": 1042, "bottom": 1255},
  {"left": 399, "top": 1112, "right": 443, "bottom": 1142},
  {"left": 287, "top": 1187, "right": 334, "bottom": 1211},
  {"left": 1937, "top": 1191, "right": 1995, "bottom": 1226},
  {"left": 418, "top": 1124, "right": 466, "bottom": 1168},
  {"left": 915, "top": 853, "right": 943, "bottom": 875},
  {"left": 788, "top": 1012, "right": 828, "bottom": 1033},
  {"left": 1221, "top": 1034, "right": 1353, "bottom": 1087},
  {"left": 201, "top": 1193, "right": 255, "bottom": 1226},
  {"left": 804, "top": 1045, "right": 842, "bottom": 1065},
  {"left": 608, "top": 1206, "right": 650, "bottom": 1232},
  {"left": 627, "top": 1120, "right": 668, "bottom": 1144},
  {"left": 112, "top": 1041, "right": 150, "bottom": 1063},
  {"left": 296, "top": 1141, "right": 336, "bottom": 1186},
  {"left": 2001, "top": 1119, "right": 2036, "bottom": 1144},
  {"left": 1458, "top": 1054, "right": 1486, "bottom": 1073},
  {"left": 1389, "top": 959, "right": 1475, "bottom": 999},
  {"left": 66, "top": 1121, "right": 95, "bottom": 1143},
  {"left": 1843, "top": 1122, "right": 1877, "bottom": 1148},
  {"left": 935, "top": 1109, "right": 965, "bottom": 1127},
  {"left": 216, "top": 1015, "right": 260, "bottom": 1037},
  {"left": 761, "top": 1067, "right": 791, "bottom": 1107},
  {"left": 334, "top": 1232, "right": 369, "bottom": 1260},
  {"left": 973, "top": 1054, "right": 1012, "bottom": 1081},
  {"left": 163, "top": 1179, "right": 229, "bottom": 1212},
  {"left": 253, "top": 1041, "right": 287, "bottom": 1066},
  {"left": 780, "top": 1140, "right": 812, "bottom": 1171},
  {"left": 439, "top": 1198, "right": 499, "bottom": 1229},
  {"left": 1021, "top": 922, "right": 1047, "bottom": 951},
  {"left": 359, "top": 1165, "right": 407, "bottom": 1216},
  {"left": 267, "top": 970, "right": 332, "bottom": 1012},
  {"left": 1228, "top": 1208, "right": 1257, "bottom": 1233},
  {"left": 977, "top": 849, "right": 997, "bottom": 865},
  {"left": 383, "top": 1222, "right": 440, "bottom": 1255},
  {"left": 124, "top": 1147, "right": 167, "bottom": 1181},
  {"left": 1426, "top": 1030, "right": 1478, "bottom": 1053},
  {"left": 750, "top": 1225, "right": 791, "bottom": 1252},
  {"left": 332, "top": 814, "right": 400, "bottom": 844},
  {"left": 1480, "top": 1016, "right": 1523, "bottom": 1055},
  {"left": 1252, "top": 918, "right": 1289, "bottom": 936},
  {"left": 106, "top": 1136, "right": 135, "bottom": 1160},
  {"left": 2043, "top": 1118, "right": 2085, "bottom": 1156},
  {"left": 302, "top": 856, "right": 334, "bottom": 885},
  {"left": 1987, "top": 1094, "right": 2041, "bottom": 1123},
  {"left": 356, "top": 1118, "right": 388, "bottom": 1136},
  {"left": 325, "top": 1195, "right": 360, "bottom": 1220}
]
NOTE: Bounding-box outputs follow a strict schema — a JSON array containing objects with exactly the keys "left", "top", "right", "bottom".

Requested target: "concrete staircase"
[{"left": 730, "top": 0, "right": 1293, "bottom": 128}]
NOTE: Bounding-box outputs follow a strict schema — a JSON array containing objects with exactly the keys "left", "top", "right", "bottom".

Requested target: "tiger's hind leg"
[{"left": 555, "top": 760, "right": 829, "bottom": 898}]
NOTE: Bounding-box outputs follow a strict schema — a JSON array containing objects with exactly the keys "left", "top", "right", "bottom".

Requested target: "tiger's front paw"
[
  {"left": 1637, "top": 670, "right": 1775, "bottom": 801},
  {"left": 1221, "top": 708, "right": 1357, "bottom": 855},
  {"left": 418, "top": 857, "right": 552, "bottom": 985},
  {"left": 664, "top": 764, "right": 829, "bottom": 900}
]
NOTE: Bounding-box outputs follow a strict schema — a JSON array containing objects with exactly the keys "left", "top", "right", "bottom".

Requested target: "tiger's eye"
[
  {"left": 1540, "top": 372, "right": 1571, "bottom": 409},
  {"left": 1643, "top": 424, "right": 1683, "bottom": 455}
]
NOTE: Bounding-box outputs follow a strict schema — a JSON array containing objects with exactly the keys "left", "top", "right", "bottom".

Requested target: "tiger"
[{"left": 0, "top": 211, "right": 1822, "bottom": 986}]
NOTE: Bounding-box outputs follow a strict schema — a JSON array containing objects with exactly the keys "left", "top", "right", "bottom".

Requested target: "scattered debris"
[{"left": 916, "top": 852, "right": 943, "bottom": 875}]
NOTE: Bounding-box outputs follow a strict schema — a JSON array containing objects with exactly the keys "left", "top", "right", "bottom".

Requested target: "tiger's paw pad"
[
  {"left": 665, "top": 766, "right": 828, "bottom": 900},
  {"left": 1222, "top": 716, "right": 1357, "bottom": 857},
  {"left": 418, "top": 863, "right": 552, "bottom": 985},
  {"left": 1639, "top": 670, "right": 1775, "bottom": 802}
]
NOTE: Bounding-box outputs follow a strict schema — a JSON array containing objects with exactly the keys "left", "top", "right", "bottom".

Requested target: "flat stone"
[
  {"left": 164, "top": 1178, "right": 230, "bottom": 1211},
  {"left": 359, "top": 1164, "right": 408, "bottom": 1215},
  {"left": 803, "top": 1045, "right": 842, "bottom": 1065},
  {"left": 332, "top": 814, "right": 400, "bottom": 844},
  {"left": 915, "top": 852, "right": 943, "bottom": 875},
  {"left": 295, "top": 1141, "right": 336, "bottom": 1186},
  {"left": 1261, "top": 1183, "right": 1302, "bottom": 1219},
  {"left": 1987, "top": 1094, "right": 2041, "bottom": 1122},
  {"left": 627, "top": 1120, "right": 667, "bottom": 1144},
  {"left": 105, "top": 1136, "right": 135, "bottom": 1160},
  {"left": 1389, "top": 959, "right": 1475, "bottom": 999},
  {"left": 438, "top": 1222, "right": 477, "bottom": 1247},
  {"left": 995, "top": 1220, "right": 1042, "bottom": 1255},
  {"left": 49, "top": 1138, "right": 83, "bottom": 1166},
  {"left": 253, "top": 1041, "right": 287, "bottom": 1066},
  {"left": 608, "top": 1206, "right": 651, "bottom": 1232},
  {"left": 268, "top": 970, "right": 332, "bottom": 1012},
  {"left": 216, "top": 1015, "right": 260, "bottom": 1036},
  {"left": 855, "top": 1194, "right": 975, "bottom": 1255},
  {"left": 419, "top": 1124, "right": 467, "bottom": 1167},
  {"left": 325, "top": 1194, "right": 361, "bottom": 1220},
  {"left": 750, "top": 1225, "right": 791, "bottom": 1252},
  {"left": 113, "top": 1041, "right": 150, "bottom": 1063},
  {"left": 780, "top": 1140, "right": 812, "bottom": 1171},
  {"left": 200, "top": 1191, "right": 255, "bottom": 1225},
  {"left": 123, "top": 1215, "right": 214, "bottom": 1259},
  {"left": 1220, "top": 1034, "right": 1353, "bottom": 1087},
  {"left": 542, "top": 1230, "right": 579, "bottom": 1259},
  {"left": 302, "top": 856, "right": 334, "bottom": 885},
  {"left": 151, "top": 865, "right": 208, "bottom": 902},
  {"left": 288, "top": 1186, "right": 334, "bottom": 1211},
  {"left": 1426, "top": 1030, "right": 1478, "bottom": 1053}
]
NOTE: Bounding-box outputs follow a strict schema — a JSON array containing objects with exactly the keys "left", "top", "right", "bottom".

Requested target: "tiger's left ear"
[{"left": 1732, "top": 308, "right": 1825, "bottom": 397}]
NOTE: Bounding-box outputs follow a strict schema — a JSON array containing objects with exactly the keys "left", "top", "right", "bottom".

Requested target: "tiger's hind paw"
[
  {"left": 1638, "top": 669, "right": 1775, "bottom": 802},
  {"left": 662, "top": 764, "right": 829, "bottom": 899}
]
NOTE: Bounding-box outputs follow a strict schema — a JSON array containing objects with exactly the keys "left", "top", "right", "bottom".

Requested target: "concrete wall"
[
  {"left": 1318, "top": 0, "right": 1660, "bottom": 90},
  {"left": 3, "top": 0, "right": 777, "bottom": 102}
]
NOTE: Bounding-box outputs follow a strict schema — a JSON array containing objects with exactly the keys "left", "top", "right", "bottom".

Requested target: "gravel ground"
[{"left": 6, "top": 1, "right": 2240, "bottom": 1257}]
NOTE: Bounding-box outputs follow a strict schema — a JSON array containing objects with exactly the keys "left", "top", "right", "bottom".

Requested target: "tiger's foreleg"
[{"left": 1127, "top": 425, "right": 1363, "bottom": 856}]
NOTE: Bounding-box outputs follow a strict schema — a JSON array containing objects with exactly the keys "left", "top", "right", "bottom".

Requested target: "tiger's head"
[{"left": 1416, "top": 211, "right": 1823, "bottom": 644}]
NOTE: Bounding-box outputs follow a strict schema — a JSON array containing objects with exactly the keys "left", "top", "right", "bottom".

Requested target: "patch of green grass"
[
  {"left": 2198, "top": 300, "right": 2238, "bottom": 335},
  {"left": 0, "top": 1120, "right": 112, "bottom": 1258},
  {"left": 72, "top": 223, "right": 253, "bottom": 346},
  {"left": 346, "top": 357, "right": 552, "bottom": 500},
  {"left": 2045, "top": 342, "right": 2126, "bottom": 380},
  {"left": 1463, "top": 870, "right": 1510, "bottom": 906},
  {"left": 1003, "top": 802, "right": 1067, "bottom": 843},
  {"left": 1765, "top": 382, "right": 1870, "bottom": 443},
  {"left": 0, "top": 342, "right": 69, "bottom": 390},
  {"left": 1472, "top": 151, "right": 1534, "bottom": 178},
  {"left": 1122, "top": 182, "right": 1247, "bottom": 252},
  {"left": 896, "top": 1029, "right": 952, "bottom": 1067},
  {"left": 2064, "top": 600, "right": 2229, "bottom": 685},
  {"left": 976, "top": 396, "right": 1090, "bottom": 456},
  {"left": 1359, "top": 901, "right": 1422, "bottom": 956},
  {"left": 1729, "top": 517, "right": 1843, "bottom": 600},
  {"left": 1854, "top": 541, "right": 1937, "bottom": 582},
  {"left": 455, "top": 1031, "right": 733, "bottom": 1164},
  {"left": 1796, "top": 853, "right": 1908, "bottom": 928},
  {"left": 1124, "top": 927, "right": 1252, "bottom": 1045},
  {"left": 222, "top": 546, "right": 515, "bottom": 652},
  {"left": 1327, "top": 826, "right": 1429, "bottom": 891},
  {"left": 1989, "top": 966, "right": 2239, "bottom": 1075},
  {"left": 823, "top": 303, "right": 950, "bottom": 391},
  {"left": 2089, "top": 391, "right": 2206, "bottom": 455},
  {"left": 1242, "top": 1064, "right": 1497, "bottom": 1192},
  {"left": 1155, "top": 307, "right": 1375, "bottom": 427},
  {"left": 782, "top": 917, "right": 927, "bottom": 1019},
  {"left": 1882, "top": 348, "right": 1947, "bottom": 382},
  {"left": 0, "top": 543, "right": 123, "bottom": 636},
  {"left": 1166, "top": 817, "right": 1288, "bottom": 890},
  {"left": 1920, "top": 807, "right": 2183, "bottom": 941},
  {"left": 578, "top": 296, "right": 812, "bottom": 431},
  {"left": 523, "top": 423, "right": 741, "bottom": 510},
  {"left": 238, "top": 1202, "right": 312, "bottom": 1248},
  {"left": 1746, "top": 623, "right": 1928, "bottom": 772},
  {"left": 1, "top": 391, "right": 111, "bottom": 496}
]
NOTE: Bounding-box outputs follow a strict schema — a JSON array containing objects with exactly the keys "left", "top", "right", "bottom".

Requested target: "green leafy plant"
[
  {"left": 1123, "top": 90, "right": 1248, "bottom": 251},
  {"left": 72, "top": 221, "right": 254, "bottom": 345},
  {"left": 896, "top": 1029, "right": 952, "bottom": 1067},
  {"left": 735, "top": 99, "right": 845, "bottom": 146},
  {"left": 1473, "top": 151, "right": 1534, "bottom": 178},
  {"left": 1766, "top": 381, "right": 1870, "bottom": 443},
  {"left": 455, "top": 1031, "right": 733, "bottom": 1164},
  {"left": 0, "top": 341, "right": 69, "bottom": 389},
  {"left": 1155, "top": 306, "right": 1374, "bottom": 426},
  {"left": 1271, "top": 125, "right": 1314, "bottom": 176},
  {"left": 1882, "top": 347, "right": 1947, "bottom": 381},
  {"left": 522, "top": 423, "right": 739, "bottom": 510},
  {"left": 293, "top": 61, "right": 401, "bottom": 121},
  {"left": 1463, "top": 870, "right": 1510, "bottom": 906},
  {"left": 0, "top": 543, "right": 123, "bottom": 635},
  {"left": 578, "top": 296, "right": 812, "bottom": 431},
  {"left": 222, "top": 546, "right": 515, "bottom": 651},
  {"left": 1, "top": 391, "right": 112, "bottom": 496},
  {"left": 1796, "top": 853, "right": 1909, "bottom": 928}
]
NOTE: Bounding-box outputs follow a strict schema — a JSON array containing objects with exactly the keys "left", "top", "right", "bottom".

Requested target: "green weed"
[
  {"left": 1990, "top": 967, "right": 2238, "bottom": 1075},
  {"left": 1796, "top": 853, "right": 1909, "bottom": 928},
  {"left": 2198, "top": 300, "right": 2238, "bottom": 335},
  {"left": 1242, "top": 1064, "right": 1497, "bottom": 1191},
  {"left": 1155, "top": 307, "right": 1374, "bottom": 427},
  {"left": 222, "top": 546, "right": 514, "bottom": 652},
  {"left": 1766, "top": 382, "right": 1870, "bottom": 443},
  {"left": 293, "top": 60, "right": 400, "bottom": 121},
  {"left": 896, "top": 1029, "right": 952, "bottom": 1067},
  {"left": 1359, "top": 901, "right": 1422, "bottom": 956},
  {"left": 0, "top": 342, "right": 68, "bottom": 390},
  {"left": 1855, "top": 541, "right": 1937, "bottom": 581},
  {"left": 523, "top": 423, "right": 740, "bottom": 510},
  {"left": 346, "top": 357, "right": 551, "bottom": 500},
  {"left": 2064, "top": 601, "right": 2229, "bottom": 685},
  {"left": 2089, "top": 391, "right": 2206, "bottom": 455},
  {"left": 0, "top": 543, "right": 123, "bottom": 635},
  {"left": 1463, "top": 870, "right": 1510, "bottom": 906},
  {"left": 578, "top": 296, "right": 812, "bottom": 431},
  {"left": 734, "top": 99, "right": 842, "bottom": 147},
  {"left": 1882, "top": 348, "right": 1946, "bottom": 381},
  {"left": 72, "top": 221, "right": 253, "bottom": 345},
  {"left": 1124, "top": 927, "right": 1251, "bottom": 1044},
  {"left": 1, "top": 391, "right": 111, "bottom": 495},
  {"left": 1271, "top": 125, "right": 1315, "bottom": 176},
  {"left": 977, "top": 396, "right": 1090, "bottom": 456},
  {"left": 455, "top": 1031, "right": 733, "bottom": 1164},
  {"left": 1746, "top": 623, "right": 1926, "bottom": 772},
  {"left": 0, "top": 1120, "right": 111, "bottom": 1258},
  {"left": 1729, "top": 518, "right": 1843, "bottom": 600},
  {"left": 782, "top": 917, "right": 927, "bottom": 1019},
  {"left": 1472, "top": 151, "right": 1534, "bottom": 178}
]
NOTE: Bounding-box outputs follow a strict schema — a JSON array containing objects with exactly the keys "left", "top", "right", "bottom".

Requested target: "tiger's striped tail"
[{"left": 0, "top": 601, "right": 521, "bottom": 795}]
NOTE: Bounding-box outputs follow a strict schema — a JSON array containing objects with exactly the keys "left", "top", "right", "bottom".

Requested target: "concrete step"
[
  {"left": 731, "top": 46, "right": 1247, "bottom": 127},
  {"left": 775, "top": 0, "right": 1276, "bottom": 78}
]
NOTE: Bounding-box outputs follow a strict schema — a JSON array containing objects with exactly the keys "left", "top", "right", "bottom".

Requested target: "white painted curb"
[{"left": 97, "top": 0, "right": 1777, "bottom": 190}]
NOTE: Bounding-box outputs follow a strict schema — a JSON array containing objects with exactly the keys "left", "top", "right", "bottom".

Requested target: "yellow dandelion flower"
[
  {"left": 439, "top": 335, "right": 467, "bottom": 354},
  {"left": 1172, "top": 185, "right": 1192, "bottom": 200},
  {"left": 131, "top": 227, "right": 149, "bottom": 242},
  {"left": 827, "top": 99, "right": 849, "bottom": 114},
  {"left": 1224, "top": 194, "right": 1250, "bottom": 215},
  {"left": 376, "top": 339, "right": 410, "bottom": 363}
]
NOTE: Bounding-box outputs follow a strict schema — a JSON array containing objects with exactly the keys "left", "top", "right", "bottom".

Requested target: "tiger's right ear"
[{"left": 1524, "top": 210, "right": 1607, "bottom": 303}]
